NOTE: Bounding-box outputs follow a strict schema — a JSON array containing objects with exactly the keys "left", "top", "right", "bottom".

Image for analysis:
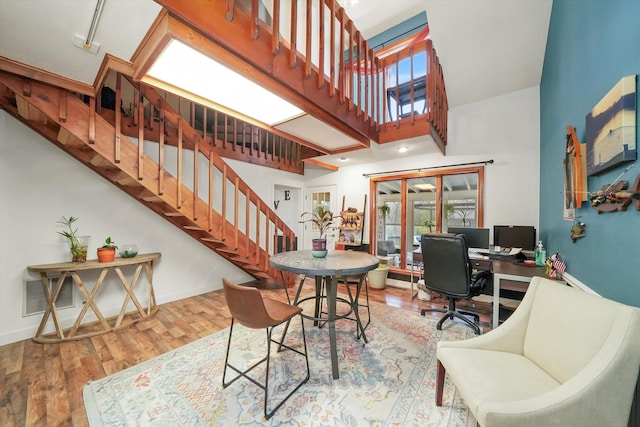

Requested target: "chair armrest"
[
  {"left": 477, "top": 314, "right": 640, "bottom": 427},
  {"left": 438, "top": 278, "right": 542, "bottom": 354}
]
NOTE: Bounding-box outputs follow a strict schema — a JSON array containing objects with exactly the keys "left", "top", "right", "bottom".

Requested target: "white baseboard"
[{"left": 562, "top": 271, "right": 598, "bottom": 295}]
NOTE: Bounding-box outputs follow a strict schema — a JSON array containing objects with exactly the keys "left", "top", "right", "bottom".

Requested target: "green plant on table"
[
  {"left": 101, "top": 236, "right": 118, "bottom": 250},
  {"left": 299, "top": 206, "right": 341, "bottom": 240},
  {"left": 56, "top": 215, "right": 88, "bottom": 262}
]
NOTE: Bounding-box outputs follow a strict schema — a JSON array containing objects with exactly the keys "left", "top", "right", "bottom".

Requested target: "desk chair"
[
  {"left": 420, "top": 233, "right": 490, "bottom": 335},
  {"left": 221, "top": 278, "right": 310, "bottom": 420}
]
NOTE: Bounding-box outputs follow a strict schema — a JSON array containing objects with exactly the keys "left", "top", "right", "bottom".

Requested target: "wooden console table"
[{"left": 27, "top": 253, "right": 160, "bottom": 343}]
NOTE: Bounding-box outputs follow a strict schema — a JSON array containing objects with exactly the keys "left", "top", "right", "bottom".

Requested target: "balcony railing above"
[{"left": 146, "top": 0, "right": 447, "bottom": 155}]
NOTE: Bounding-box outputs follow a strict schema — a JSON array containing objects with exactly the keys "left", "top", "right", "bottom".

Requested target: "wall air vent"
[{"left": 23, "top": 276, "right": 75, "bottom": 317}]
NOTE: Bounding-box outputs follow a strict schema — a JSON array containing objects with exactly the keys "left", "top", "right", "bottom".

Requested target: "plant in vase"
[
  {"left": 57, "top": 216, "right": 90, "bottom": 262},
  {"left": 97, "top": 236, "right": 118, "bottom": 262},
  {"left": 299, "top": 206, "right": 341, "bottom": 258}
]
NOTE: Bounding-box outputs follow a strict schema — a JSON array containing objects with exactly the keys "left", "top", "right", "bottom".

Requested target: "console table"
[{"left": 27, "top": 253, "right": 161, "bottom": 343}]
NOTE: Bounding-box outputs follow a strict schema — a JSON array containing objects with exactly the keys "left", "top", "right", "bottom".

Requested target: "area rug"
[{"left": 83, "top": 298, "right": 475, "bottom": 426}]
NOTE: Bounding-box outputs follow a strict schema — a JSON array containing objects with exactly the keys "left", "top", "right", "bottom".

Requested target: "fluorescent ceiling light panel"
[
  {"left": 415, "top": 183, "right": 435, "bottom": 190},
  {"left": 147, "top": 40, "right": 303, "bottom": 125}
]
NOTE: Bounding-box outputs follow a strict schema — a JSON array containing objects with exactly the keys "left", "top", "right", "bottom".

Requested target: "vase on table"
[
  {"left": 311, "top": 238, "right": 328, "bottom": 258},
  {"left": 71, "top": 236, "right": 90, "bottom": 263}
]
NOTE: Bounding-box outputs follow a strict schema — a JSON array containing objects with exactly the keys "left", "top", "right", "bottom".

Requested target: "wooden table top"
[
  {"left": 27, "top": 252, "right": 161, "bottom": 273},
  {"left": 269, "top": 250, "right": 379, "bottom": 276}
]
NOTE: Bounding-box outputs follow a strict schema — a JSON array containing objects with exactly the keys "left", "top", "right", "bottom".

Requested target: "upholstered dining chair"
[
  {"left": 221, "top": 278, "right": 310, "bottom": 420},
  {"left": 420, "top": 233, "right": 491, "bottom": 335}
]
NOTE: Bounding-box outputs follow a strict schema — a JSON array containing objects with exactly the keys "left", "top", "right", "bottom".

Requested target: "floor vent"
[{"left": 23, "top": 276, "right": 75, "bottom": 317}]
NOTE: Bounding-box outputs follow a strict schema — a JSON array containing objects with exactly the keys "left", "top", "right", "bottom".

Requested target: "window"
[{"left": 372, "top": 167, "right": 484, "bottom": 271}]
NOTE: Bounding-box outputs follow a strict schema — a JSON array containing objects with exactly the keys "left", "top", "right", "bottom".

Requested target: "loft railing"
[
  {"left": 92, "top": 70, "right": 298, "bottom": 278},
  {"left": 238, "top": 0, "right": 447, "bottom": 144},
  {"left": 156, "top": 0, "right": 448, "bottom": 149}
]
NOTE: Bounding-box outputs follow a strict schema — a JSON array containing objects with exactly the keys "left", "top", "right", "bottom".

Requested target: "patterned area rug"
[{"left": 83, "top": 298, "right": 475, "bottom": 426}]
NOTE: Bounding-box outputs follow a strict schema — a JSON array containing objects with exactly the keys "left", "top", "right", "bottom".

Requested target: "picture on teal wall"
[{"left": 585, "top": 75, "right": 637, "bottom": 176}]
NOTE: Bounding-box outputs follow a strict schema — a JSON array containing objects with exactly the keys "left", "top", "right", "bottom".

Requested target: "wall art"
[{"left": 585, "top": 75, "right": 637, "bottom": 176}]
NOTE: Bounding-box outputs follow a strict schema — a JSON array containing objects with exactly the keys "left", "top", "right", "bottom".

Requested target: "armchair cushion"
[{"left": 437, "top": 277, "right": 640, "bottom": 427}]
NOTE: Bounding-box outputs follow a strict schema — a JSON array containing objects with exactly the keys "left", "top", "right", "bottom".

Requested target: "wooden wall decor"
[
  {"left": 338, "top": 195, "right": 367, "bottom": 246},
  {"left": 590, "top": 172, "right": 640, "bottom": 213}
]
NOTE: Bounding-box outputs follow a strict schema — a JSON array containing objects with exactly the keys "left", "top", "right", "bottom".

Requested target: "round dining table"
[{"left": 269, "top": 250, "right": 379, "bottom": 379}]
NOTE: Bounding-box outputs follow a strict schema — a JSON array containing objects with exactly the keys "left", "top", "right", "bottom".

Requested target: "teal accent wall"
[{"left": 540, "top": 0, "right": 640, "bottom": 305}]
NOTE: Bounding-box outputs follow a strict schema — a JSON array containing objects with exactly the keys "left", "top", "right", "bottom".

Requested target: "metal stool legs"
[{"left": 222, "top": 313, "right": 310, "bottom": 420}]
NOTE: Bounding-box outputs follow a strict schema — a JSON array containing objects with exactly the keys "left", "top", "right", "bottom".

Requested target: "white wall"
[
  {"left": 302, "top": 86, "right": 541, "bottom": 244},
  {"left": 0, "top": 111, "right": 252, "bottom": 345}
]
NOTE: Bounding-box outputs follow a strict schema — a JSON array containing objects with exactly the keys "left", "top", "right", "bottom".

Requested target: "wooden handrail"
[
  {"left": 100, "top": 72, "right": 300, "bottom": 278},
  {"left": 222, "top": 0, "right": 447, "bottom": 146}
]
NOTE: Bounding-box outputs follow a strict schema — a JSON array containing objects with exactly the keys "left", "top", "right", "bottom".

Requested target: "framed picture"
[{"left": 585, "top": 75, "right": 637, "bottom": 176}]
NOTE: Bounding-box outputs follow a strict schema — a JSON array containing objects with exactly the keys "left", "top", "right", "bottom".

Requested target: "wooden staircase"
[{"left": 0, "top": 69, "right": 298, "bottom": 284}]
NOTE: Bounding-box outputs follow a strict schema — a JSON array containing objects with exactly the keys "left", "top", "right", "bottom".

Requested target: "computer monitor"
[
  {"left": 493, "top": 225, "right": 536, "bottom": 250},
  {"left": 447, "top": 227, "right": 490, "bottom": 250}
]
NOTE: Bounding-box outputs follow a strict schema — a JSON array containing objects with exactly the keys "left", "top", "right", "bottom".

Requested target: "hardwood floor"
[{"left": 0, "top": 281, "right": 491, "bottom": 426}]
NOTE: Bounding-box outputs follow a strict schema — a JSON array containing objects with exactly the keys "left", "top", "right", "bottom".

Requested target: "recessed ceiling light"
[
  {"left": 397, "top": 146, "right": 409, "bottom": 153},
  {"left": 339, "top": 157, "right": 349, "bottom": 162}
]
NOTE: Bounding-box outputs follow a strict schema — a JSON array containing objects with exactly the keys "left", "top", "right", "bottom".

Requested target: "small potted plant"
[
  {"left": 368, "top": 258, "right": 390, "bottom": 289},
  {"left": 299, "top": 206, "right": 341, "bottom": 258},
  {"left": 97, "top": 237, "right": 118, "bottom": 262},
  {"left": 57, "top": 216, "right": 90, "bottom": 262}
]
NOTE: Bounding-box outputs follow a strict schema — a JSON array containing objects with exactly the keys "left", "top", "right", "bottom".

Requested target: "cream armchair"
[{"left": 436, "top": 276, "right": 640, "bottom": 427}]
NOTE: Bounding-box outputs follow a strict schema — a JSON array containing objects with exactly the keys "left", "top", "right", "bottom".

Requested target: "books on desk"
[{"left": 468, "top": 249, "right": 489, "bottom": 260}]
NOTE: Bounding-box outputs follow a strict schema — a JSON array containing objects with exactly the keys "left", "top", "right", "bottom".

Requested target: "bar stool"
[
  {"left": 221, "top": 278, "right": 310, "bottom": 420},
  {"left": 318, "top": 273, "right": 371, "bottom": 341}
]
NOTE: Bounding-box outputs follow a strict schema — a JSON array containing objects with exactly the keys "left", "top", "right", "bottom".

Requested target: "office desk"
[
  {"left": 27, "top": 253, "right": 160, "bottom": 343},
  {"left": 269, "top": 250, "right": 379, "bottom": 379},
  {"left": 412, "top": 249, "right": 561, "bottom": 328},
  {"left": 490, "top": 260, "right": 565, "bottom": 328}
]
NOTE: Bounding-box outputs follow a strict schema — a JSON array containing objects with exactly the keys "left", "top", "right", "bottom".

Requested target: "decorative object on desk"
[
  {"left": 535, "top": 240, "right": 546, "bottom": 266},
  {"left": 82, "top": 301, "right": 474, "bottom": 426},
  {"left": 56, "top": 215, "right": 89, "bottom": 263},
  {"left": 97, "top": 237, "right": 117, "bottom": 262},
  {"left": 547, "top": 253, "right": 566, "bottom": 279},
  {"left": 368, "top": 260, "right": 389, "bottom": 289},
  {"left": 119, "top": 244, "right": 138, "bottom": 258},
  {"left": 585, "top": 75, "right": 636, "bottom": 177},
  {"left": 299, "top": 206, "right": 341, "bottom": 258}
]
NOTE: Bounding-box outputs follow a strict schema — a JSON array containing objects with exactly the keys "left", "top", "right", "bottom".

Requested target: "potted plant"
[
  {"left": 378, "top": 205, "right": 391, "bottom": 220},
  {"left": 56, "top": 216, "right": 90, "bottom": 262},
  {"left": 299, "top": 206, "right": 341, "bottom": 258},
  {"left": 368, "top": 259, "right": 390, "bottom": 289},
  {"left": 97, "top": 236, "right": 118, "bottom": 262}
]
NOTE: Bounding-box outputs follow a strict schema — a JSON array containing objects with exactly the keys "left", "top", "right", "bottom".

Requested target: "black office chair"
[{"left": 419, "top": 233, "right": 491, "bottom": 335}]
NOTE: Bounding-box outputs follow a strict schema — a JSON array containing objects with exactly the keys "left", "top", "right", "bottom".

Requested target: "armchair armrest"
[
  {"left": 477, "top": 311, "right": 640, "bottom": 427},
  {"left": 438, "top": 278, "right": 542, "bottom": 354}
]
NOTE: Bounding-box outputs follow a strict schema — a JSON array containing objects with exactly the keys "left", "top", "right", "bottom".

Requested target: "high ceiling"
[{"left": 0, "top": 0, "right": 552, "bottom": 168}]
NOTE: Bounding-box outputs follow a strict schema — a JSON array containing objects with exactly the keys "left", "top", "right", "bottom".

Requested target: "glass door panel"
[
  {"left": 442, "top": 173, "right": 479, "bottom": 231},
  {"left": 376, "top": 179, "right": 401, "bottom": 259}
]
